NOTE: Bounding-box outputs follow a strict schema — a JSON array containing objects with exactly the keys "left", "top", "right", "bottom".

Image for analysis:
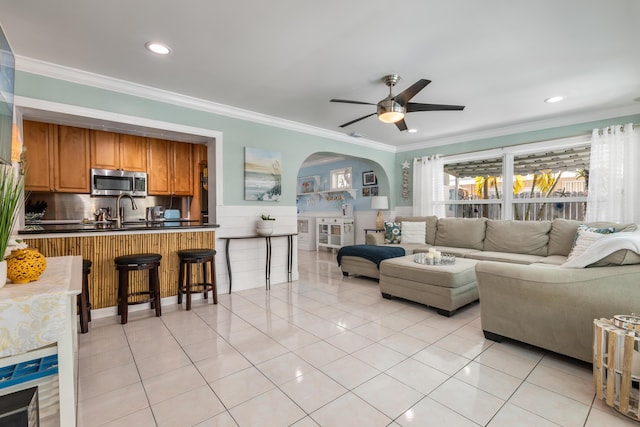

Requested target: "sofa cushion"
[
  {"left": 401, "top": 221, "right": 426, "bottom": 244},
  {"left": 395, "top": 216, "right": 438, "bottom": 245},
  {"left": 590, "top": 249, "right": 640, "bottom": 267},
  {"left": 483, "top": 220, "right": 551, "bottom": 256},
  {"left": 465, "top": 251, "right": 545, "bottom": 265},
  {"left": 586, "top": 221, "right": 638, "bottom": 233},
  {"left": 548, "top": 219, "right": 580, "bottom": 256},
  {"left": 435, "top": 218, "right": 486, "bottom": 250},
  {"left": 384, "top": 221, "right": 401, "bottom": 244}
]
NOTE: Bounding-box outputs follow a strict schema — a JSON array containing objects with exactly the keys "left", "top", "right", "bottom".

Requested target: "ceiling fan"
[{"left": 330, "top": 74, "right": 465, "bottom": 131}]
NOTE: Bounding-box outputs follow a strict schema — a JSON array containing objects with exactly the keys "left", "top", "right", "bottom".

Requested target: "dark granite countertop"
[{"left": 19, "top": 220, "right": 219, "bottom": 235}]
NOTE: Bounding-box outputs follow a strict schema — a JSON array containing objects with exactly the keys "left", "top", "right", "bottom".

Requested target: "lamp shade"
[{"left": 371, "top": 196, "right": 388, "bottom": 210}]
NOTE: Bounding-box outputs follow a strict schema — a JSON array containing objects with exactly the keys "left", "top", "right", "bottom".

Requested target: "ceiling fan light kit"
[
  {"left": 377, "top": 99, "right": 405, "bottom": 123},
  {"left": 331, "top": 74, "right": 465, "bottom": 132}
]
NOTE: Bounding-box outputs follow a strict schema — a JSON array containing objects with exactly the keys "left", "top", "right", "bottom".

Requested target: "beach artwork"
[{"left": 244, "top": 147, "right": 282, "bottom": 201}]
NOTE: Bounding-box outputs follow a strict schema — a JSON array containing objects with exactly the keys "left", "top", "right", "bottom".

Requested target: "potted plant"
[
  {"left": 256, "top": 214, "right": 276, "bottom": 236},
  {"left": 0, "top": 164, "right": 26, "bottom": 287}
]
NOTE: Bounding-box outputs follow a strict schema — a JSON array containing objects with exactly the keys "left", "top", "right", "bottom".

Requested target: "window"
[
  {"left": 330, "top": 167, "right": 352, "bottom": 190},
  {"left": 444, "top": 156, "right": 503, "bottom": 219},
  {"left": 440, "top": 136, "right": 590, "bottom": 221}
]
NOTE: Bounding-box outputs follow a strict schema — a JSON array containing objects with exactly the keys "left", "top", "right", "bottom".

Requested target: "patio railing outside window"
[{"left": 440, "top": 140, "right": 590, "bottom": 221}]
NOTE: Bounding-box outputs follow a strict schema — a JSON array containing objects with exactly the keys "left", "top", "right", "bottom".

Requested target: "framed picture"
[
  {"left": 362, "top": 171, "right": 377, "bottom": 186},
  {"left": 370, "top": 186, "right": 378, "bottom": 196},
  {"left": 298, "top": 176, "right": 319, "bottom": 194},
  {"left": 244, "top": 147, "right": 282, "bottom": 201},
  {"left": 362, "top": 187, "right": 370, "bottom": 197}
]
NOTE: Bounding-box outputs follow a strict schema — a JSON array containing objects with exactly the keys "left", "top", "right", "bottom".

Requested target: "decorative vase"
[
  {"left": 0, "top": 260, "right": 6, "bottom": 289},
  {"left": 256, "top": 220, "right": 275, "bottom": 236},
  {"left": 6, "top": 248, "right": 47, "bottom": 284}
]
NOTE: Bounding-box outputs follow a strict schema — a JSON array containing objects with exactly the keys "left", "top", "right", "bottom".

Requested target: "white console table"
[{"left": 0, "top": 256, "right": 82, "bottom": 426}]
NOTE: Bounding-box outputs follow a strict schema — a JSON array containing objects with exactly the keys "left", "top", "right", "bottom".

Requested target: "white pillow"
[
  {"left": 401, "top": 221, "right": 426, "bottom": 244},
  {"left": 566, "top": 229, "right": 606, "bottom": 261}
]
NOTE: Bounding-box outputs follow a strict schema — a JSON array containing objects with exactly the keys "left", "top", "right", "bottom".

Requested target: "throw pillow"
[
  {"left": 384, "top": 221, "right": 401, "bottom": 244},
  {"left": 401, "top": 221, "right": 426, "bottom": 244},
  {"left": 569, "top": 224, "right": 615, "bottom": 251},
  {"left": 567, "top": 229, "right": 607, "bottom": 261}
]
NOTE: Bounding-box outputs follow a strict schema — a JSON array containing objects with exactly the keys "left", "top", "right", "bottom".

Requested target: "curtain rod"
[{"left": 596, "top": 123, "right": 637, "bottom": 134}]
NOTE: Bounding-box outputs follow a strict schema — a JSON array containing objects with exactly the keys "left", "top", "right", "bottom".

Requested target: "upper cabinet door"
[
  {"left": 172, "top": 141, "right": 193, "bottom": 196},
  {"left": 90, "top": 130, "right": 120, "bottom": 170},
  {"left": 55, "top": 125, "right": 91, "bottom": 193},
  {"left": 147, "top": 137, "right": 171, "bottom": 195},
  {"left": 23, "top": 120, "right": 55, "bottom": 192},
  {"left": 119, "top": 134, "right": 147, "bottom": 172}
]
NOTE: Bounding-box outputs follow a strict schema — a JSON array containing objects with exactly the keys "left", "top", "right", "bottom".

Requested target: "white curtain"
[
  {"left": 412, "top": 155, "right": 445, "bottom": 217},
  {"left": 586, "top": 123, "right": 640, "bottom": 223}
]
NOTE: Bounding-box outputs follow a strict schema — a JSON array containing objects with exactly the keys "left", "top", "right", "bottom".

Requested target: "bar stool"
[
  {"left": 115, "top": 253, "right": 162, "bottom": 324},
  {"left": 177, "top": 249, "right": 218, "bottom": 310},
  {"left": 78, "top": 259, "right": 92, "bottom": 333}
]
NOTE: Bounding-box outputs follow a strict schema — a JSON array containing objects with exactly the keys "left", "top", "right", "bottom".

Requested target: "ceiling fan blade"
[
  {"left": 394, "top": 79, "right": 431, "bottom": 106},
  {"left": 406, "top": 102, "right": 465, "bottom": 112},
  {"left": 395, "top": 118, "right": 408, "bottom": 132},
  {"left": 330, "top": 99, "right": 376, "bottom": 105},
  {"left": 339, "top": 113, "right": 376, "bottom": 128}
]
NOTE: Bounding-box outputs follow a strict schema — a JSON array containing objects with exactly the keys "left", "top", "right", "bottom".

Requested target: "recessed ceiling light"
[
  {"left": 544, "top": 96, "right": 565, "bottom": 103},
  {"left": 408, "top": 128, "right": 417, "bottom": 133},
  {"left": 145, "top": 41, "right": 171, "bottom": 55}
]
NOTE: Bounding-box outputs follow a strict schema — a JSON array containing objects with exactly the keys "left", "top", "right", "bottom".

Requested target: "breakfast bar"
[{"left": 20, "top": 222, "right": 218, "bottom": 311}]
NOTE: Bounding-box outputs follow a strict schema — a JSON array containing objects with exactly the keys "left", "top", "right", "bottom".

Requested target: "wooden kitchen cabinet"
[
  {"left": 23, "top": 121, "right": 90, "bottom": 193},
  {"left": 172, "top": 141, "right": 193, "bottom": 196},
  {"left": 54, "top": 125, "right": 91, "bottom": 192},
  {"left": 90, "top": 130, "right": 119, "bottom": 170},
  {"left": 90, "top": 131, "right": 147, "bottom": 171},
  {"left": 119, "top": 134, "right": 147, "bottom": 172},
  {"left": 147, "top": 137, "right": 193, "bottom": 196},
  {"left": 23, "top": 120, "right": 55, "bottom": 192}
]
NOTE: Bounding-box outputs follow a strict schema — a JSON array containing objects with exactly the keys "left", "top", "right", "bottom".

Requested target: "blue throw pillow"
[{"left": 384, "top": 221, "right": 401, "bottom": 244}]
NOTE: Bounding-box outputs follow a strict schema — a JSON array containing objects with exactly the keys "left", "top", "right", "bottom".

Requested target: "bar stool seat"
[
  {"left": 177, "top": 249, "right": 217, "bottom": 310},
  {"left": 115, "top": 253, "right": 162, "bottom": 324},
  {"left": 78, "top": 259, "right": 92, "bottom": 333}
]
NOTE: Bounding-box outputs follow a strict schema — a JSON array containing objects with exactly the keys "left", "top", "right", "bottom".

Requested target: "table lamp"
[{"left": 371, "top": 196, "right": 388, "bottom": 229}]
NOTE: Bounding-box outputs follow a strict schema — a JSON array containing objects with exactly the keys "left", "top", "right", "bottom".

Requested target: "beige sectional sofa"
[{"left": 340, "top": 216, "right": 640, "bottom": 362}]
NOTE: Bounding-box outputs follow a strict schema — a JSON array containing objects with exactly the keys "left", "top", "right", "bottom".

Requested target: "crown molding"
[
  {"left": 397, "top": 104, "right": 640, "bottom": 153},
  {"left": 15, "top": 55, "right": 396, "bottom": 154},
  {"left": 16, "top": 55, "right": 639, "bottom": 157}
]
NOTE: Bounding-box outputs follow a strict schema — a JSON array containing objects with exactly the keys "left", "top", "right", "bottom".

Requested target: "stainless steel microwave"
[{"left": 90, "top": 168, "right": 147, "bottom": 197}]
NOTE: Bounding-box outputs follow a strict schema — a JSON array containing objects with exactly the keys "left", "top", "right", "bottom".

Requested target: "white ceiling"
[{"left": 1, "top": 0, "right": 639, "bottom": 150}]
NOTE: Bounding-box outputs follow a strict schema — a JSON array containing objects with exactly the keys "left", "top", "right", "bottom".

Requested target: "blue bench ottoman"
[{"left": 337, "top": 245, "right": 405, "bottom": 280}]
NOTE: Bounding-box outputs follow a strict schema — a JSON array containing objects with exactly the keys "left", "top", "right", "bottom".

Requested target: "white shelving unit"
[
  {"left": 316, "top": 217, "right": 354, "bottom": 251},
  {"left": 297, "top": 216, "right": 316, "bottom": 251}
]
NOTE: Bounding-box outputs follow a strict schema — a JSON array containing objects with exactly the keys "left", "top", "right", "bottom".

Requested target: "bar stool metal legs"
[
  {"left": 115, "top": 253, "right": 162, "bottom": 324},
  {"left": 177, "top": 249, "right": 218, "bottom": 310}
]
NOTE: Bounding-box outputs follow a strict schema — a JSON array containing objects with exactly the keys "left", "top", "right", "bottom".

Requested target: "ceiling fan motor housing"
[{"left": 377, "top": 99, "right": 406, "bottom": 123}]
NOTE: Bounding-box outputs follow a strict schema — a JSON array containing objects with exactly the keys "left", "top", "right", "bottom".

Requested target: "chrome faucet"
[{"left": 115, "top": 194, "right": 138, "bottom": 228}]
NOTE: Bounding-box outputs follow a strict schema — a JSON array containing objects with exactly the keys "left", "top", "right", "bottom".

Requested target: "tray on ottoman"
[{"left": 379, "top": 255, "right": 479, "bottom": 316}]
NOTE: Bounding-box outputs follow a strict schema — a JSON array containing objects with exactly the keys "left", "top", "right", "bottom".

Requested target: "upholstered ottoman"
[
  {"left": 337, "top": 245, "right": 406, "bottom": 280},
  {"left": 379, "top": 255, "right": 479, "bottom": 316}
]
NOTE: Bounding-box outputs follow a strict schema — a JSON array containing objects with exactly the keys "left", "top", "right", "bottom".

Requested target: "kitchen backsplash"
[{"left": 26, "top": 192, "right": 191, "bottom": 221}]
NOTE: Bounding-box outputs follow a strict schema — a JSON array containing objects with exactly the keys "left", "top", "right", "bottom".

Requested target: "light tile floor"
[{"left": 75, "top": 250, "right": 638, "bottom": 427}]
